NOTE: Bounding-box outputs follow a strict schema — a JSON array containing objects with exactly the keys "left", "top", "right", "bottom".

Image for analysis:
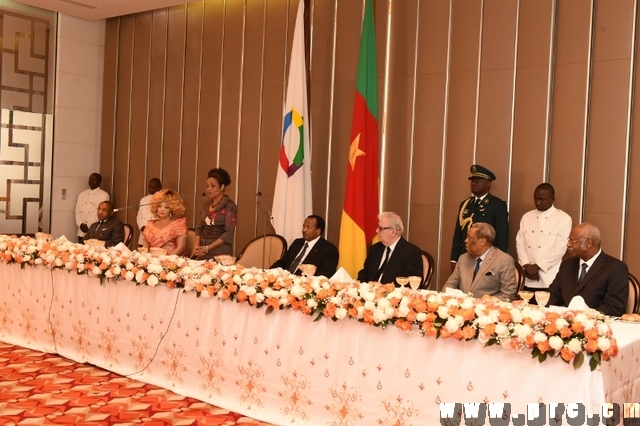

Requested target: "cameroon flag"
[{"left": 338, "top": 0, "right": 380, "bottom": 278}]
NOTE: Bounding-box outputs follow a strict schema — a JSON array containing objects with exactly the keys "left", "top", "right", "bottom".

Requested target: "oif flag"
[
  {"left": 338, "top": 0, "right": 380, "bottom": 277},
  {"left": 272, "top": 0, "right": 312, "bottom": 246}
]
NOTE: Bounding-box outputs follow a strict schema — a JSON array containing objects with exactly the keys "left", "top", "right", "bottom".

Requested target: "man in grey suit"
[{"left": 444, "top": 222, "right": 517, "bottom": 301}]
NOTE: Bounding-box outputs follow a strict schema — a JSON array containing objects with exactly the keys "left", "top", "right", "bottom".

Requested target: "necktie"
[
  {"left": 376, "top": 247, "right": 391, "bottom": 280},
  {"left": 289, "top": 242, "right": 308, "bottom": 273},
  {"left": 472, "top": 258, "right": 482, "bottom": 281},
  {"left": 474, "top": 198, "right": 482, "bottom": 208},
  {"left": 578, "top": 263, "right": 588, "bottom": 283}
]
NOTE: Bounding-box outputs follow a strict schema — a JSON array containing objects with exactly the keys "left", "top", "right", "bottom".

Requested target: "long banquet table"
[{"left": 1, "top": 262, "right": 639, "bottom": 425}]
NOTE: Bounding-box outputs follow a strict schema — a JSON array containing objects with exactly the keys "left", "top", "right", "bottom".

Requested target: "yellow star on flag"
[{"left": 349, "top": 133, "right": 365, "bottom": 170}]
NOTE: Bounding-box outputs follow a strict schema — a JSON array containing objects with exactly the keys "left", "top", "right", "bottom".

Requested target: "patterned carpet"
[{"left": 0, "top": 343, "right": 274, "bottom": 425}]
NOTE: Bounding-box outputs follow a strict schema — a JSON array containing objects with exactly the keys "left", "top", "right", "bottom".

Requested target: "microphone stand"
[{"left": 255, "top": 191, "right": 272, "bottom": 269}]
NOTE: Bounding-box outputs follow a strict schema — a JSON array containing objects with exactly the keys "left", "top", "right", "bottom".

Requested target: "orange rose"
[
  {"left": 461, "top": 325, "right": 476, "bottom": 340},
  {"left": 461, "top": 309, "right": 475, "bottom": 322},
  {"left": 323, "top": 302, "right": 337, "bottom": 318},
  {"left": 395, "top": 319, "right": 412, "bottom": 331},
  {"left": 266, "top": 297, "right": 280, "bottom": 309},
  {"left": 195, "top": 283, "right": 204, "bottom": 293},
  {"left": 544, "top": 323, "right": 558, "bottom": 335},
  {"left": 571, "top": 321, "right": 585, "bottom": 333},
  {"left": 422, "top": 323, "right": 437, "bottom": 337},
  {"left": 166, "top": 281, "right": 176, "bottom": 289},
  {"left": 406, "top": 311, "right": 417, "bottom": 322},
  {"left": 585, "top": 339, "right": 599, "bottom": 353},
  {"left": 560, "top": 327, "right": 572, "bottom": 338},
  {"left": 537, "top": 340, "right": 551, "bottom": 354},
  {"left": 560, "top": 347, "right": 574, "bottom": 362},
  {"left": 237, "top": 291, "right": 248, "bottom": 303},
  {"left": 410, "top": 300, "right": 427, "bottom": 313},
  {"left": 484, "top": 323, "right": 496, "bottom": 336},
  {"left": 584, "top": 329, "right": 599, "bottom": 340}
]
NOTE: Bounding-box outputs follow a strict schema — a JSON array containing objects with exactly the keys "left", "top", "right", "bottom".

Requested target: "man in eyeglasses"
[
  {"left": 84, "top": 201, "right": 125, "bottom": 248},
  {"left": 547, "top": 222, "right": 628, "bottom": 316},
  {"left": 357, "top": 212, "right": 423, "bottom": 286}
]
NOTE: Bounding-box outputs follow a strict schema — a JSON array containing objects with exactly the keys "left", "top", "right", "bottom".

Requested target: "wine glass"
[
  {"left": 408, "top": 276, "right": 422, "bottom": 291},
  {"left": 535, "top": 291, "right": 550, "bottom": 308},
  {"left": 299, "top": 263, "right": 317, "bottom": 277},
  {"left": 396, "top": 277, "right": 409, "bottom": 288},
  {"left": 518, "top": 290, "right": 534, "bottom": 304}
]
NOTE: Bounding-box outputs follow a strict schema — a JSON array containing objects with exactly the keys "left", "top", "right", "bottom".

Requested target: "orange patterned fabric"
[{"left": 0, "top": 343, "right": 273, "bottom": 425}]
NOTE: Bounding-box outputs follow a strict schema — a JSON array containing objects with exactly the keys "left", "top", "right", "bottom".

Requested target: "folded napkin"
[
  {"left": 567, "top": 295, "right": 588, "bottom": 311},
  {"left": 56, "top": 235, "right": 68, "bottom": 242},
  {"left": 330, "top": 267, "right": 353, "bottom": 282},
  {"left": 113, "top": 242, "right": 131, "bottom": 253},
  {"left": 444, "top": 287, "right": 466, "bottom": 296}
]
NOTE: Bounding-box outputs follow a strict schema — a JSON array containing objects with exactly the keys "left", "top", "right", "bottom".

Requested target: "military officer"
[{"left": 450, "top": 165, "right": 509, "bottom": 271}]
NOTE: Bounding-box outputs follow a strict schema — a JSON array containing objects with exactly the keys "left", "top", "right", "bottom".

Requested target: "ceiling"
[{"left": 11, "top": 0, "right": 200, "bottom": 21}]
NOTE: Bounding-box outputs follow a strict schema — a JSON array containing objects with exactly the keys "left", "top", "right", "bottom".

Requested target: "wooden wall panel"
[{"left": 100, "top": 0, "right": 640, "bottom": 282}]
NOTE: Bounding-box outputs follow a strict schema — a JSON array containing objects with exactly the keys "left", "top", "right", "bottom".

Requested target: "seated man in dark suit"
[
  {"left": 84, "top": 201, "right": 125, "bottom": 248},
  {"left": 357, "top": 212, "right": 423, "bottom": 286},
  {"left": 271, "top": 215, "right": 339, "bottom": 277},
  {"left": 443, "top": 222, "right": 517, "bottom": 301},
  {"left": 548, "top": 222, "right": 628, "bottom": 316}
]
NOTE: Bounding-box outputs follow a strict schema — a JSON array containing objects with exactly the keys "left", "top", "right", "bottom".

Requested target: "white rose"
[
  {"left": 289, "top": 284, "right": 306, "bottom": 298},
  {"left": 427, "top": 293, "right": 442, "bottom": 304},
  {"left": 362, "top": 291, "right": 376, "bottom": 302},
  {"left": 113, "top": 266, "right": 121, "bottom": 275},
  {"left": 147, "top": 275, "right": 159, "bottom": 287},
  {"left": 377, "top": 298, "right": 391, "bottom": 310},
  {"left": 77, "top": 254, "right": 85, "bottom": 263},
  {"left": 65, "top": 261, "right": 74, "bottom": 270},
  {"left": 306, "top": 299, "right": 318, "bottom": 309},
  {"left": 476, "top": 315, "right": 493, "bottom": 328},
  {"left": 104, "top": 270, "right": 114, "bottom": 278},
  {"left": 35, "top": 258, "right": 43, "bottom": 265},
  {"left": 27, "top": 245, "right": 37, "bottom": 254},
  {"left": 45, "top": 254, "right": 56, "bottom": 264},
  {"left": 148, "top": 263, "right": 162, "bottom": 274},
  {"left": 385, "top": 306, "right": 395, "bottom": 318},
  {"left": 242, "top": 286, "right": 256, "bottom": 296},
  {"left": 233, "top": 274, "right": 243, "bottom": 284},
  {"left": 597, "top": 322, "right": 611, "bottom": 336},
  {"left": 445, "top": 318, "right": 460, "bottom": 333},
  {"left": 356, "top": 306, "right": 365, "bottom": 319},
  {"left": 527, "top": 309, "right": 545, "bottom": 324},
  {"left": 347, "top": 288, "right": 359, "bottom": 298},
  {"left": 509, "top": 308, "right": 523, "bottom": 323},
  {"left": 566, "top": 338, "right": 583, "bottom": 354},
  {"left": 477, "top": 331, "right": 490, "bottom": 344},
  {"left": 513, "top": 323, "right": 532, "bottom": 340},
  {"left": 135, "top": 269, "right": 146, "bottom": 283},
  {"left": 533, "top": 331, "right": 548, "bottom": 343},
  {"left": 92, "top": 266, "right": 101, "bottom": 275},
  {"left": 77, "top": 264, "right": 85, "bottom": 272},
  {"left": 397, "top": 305, "right": 410, "bottom": 317},
  {"left": 125, "top": 262, "right": 134, "bottom": 271},
  {"left": 437, "top": 305, "right": 450, "bottom": 319},
  {"left": 416, "top": 312, "right": 427, "bottom": 322},
  {"left": 364, "top": 301, "right": 376, "bottom": 311},
  {"left": 255, "top": 293, "right": 265, "bottom": 303},
  {"left": 495, "top": 324, "right": 509, "bottom": 338},
  {"left": 460, "top": 297, "right": 475, "bottom": 310},
  {"left": 555, "top": 318, "right": 569, "bottom": 330},
  {"left": 373, "top": 308, "right": 389, "bottom": 324},
  {"left": 548, "top": 335, "right": 564, "bottom": 351},
  {"left": 335, "top": 308, "right": 348, "bottom": 320},
  {"left": 501, "top": 339, "right": 513, "bottom": 350},
  {"left": 445, "top": 298, "right": 460, "bottom": 307},
  {"left": 330, "top": 296, "right": 342, "bottom": 305},
  {"left": 597, "top": 337, "right": 611, "bottom": 351},
  {"left": 474, "top": 303, "right": 487, "bottom": 316},
  {"left": 125, "top": 270, "right": 134, "bottom": 281},
  {"left": 574, "top": 313, "right": 588, "bottom": 323},
  {"left": 166, "top": 271, "right": 177, "bottom": 281}
]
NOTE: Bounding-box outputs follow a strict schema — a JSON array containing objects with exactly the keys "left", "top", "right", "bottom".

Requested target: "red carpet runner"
[{"left": 0, "top": 343, "right": 274, "bottom": 425}]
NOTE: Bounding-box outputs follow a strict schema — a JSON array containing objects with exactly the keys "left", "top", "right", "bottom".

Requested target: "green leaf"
[
  {"left": 313, "top": 312, "right": 323, "bottom": 322},
  {"left": 573, "top": 351, "right": 584, "bottom": 369},
  {"left": 589, "top": 352, "right": 601, "bottom": 371},
  {"left": 265, "top": 306, "right": 274, "bottom": 315}
]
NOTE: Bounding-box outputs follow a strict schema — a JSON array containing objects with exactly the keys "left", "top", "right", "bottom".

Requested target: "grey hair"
[
  {"left": 579, "top": 222, "right": 601, "bottom": 244},
  {"left": 378, "top": 212, "right": 404, "bottom": 234},
  {"left": 470, "top": 222, "right": 496, "bottom": 244}
]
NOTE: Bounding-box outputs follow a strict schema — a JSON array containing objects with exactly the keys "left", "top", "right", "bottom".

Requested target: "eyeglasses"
[
  {"left": 376, "top": 226, "right": 393, "bottom": 232},
  {"left": 567, "top": 237, "right": 587, "bottom": 244}
]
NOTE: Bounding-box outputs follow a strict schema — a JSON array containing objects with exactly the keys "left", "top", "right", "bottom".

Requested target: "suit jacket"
[
  {"left": 271, "top": 237, "right": 339, "bottom": 278},
  {"left": 84, "top": 216, "right": 125, "bottom": 248},
  {"left": 444, "top": 247, "right": 517, "bottom": 301},
  {"left": 357, "top": 238, "right": 423, "bottom": 286},
  {"left": 548, "top": 252, "right": 628, "bottom": 316},
  {"left": 451, "top": 193, "right": 509, "bottom": 261}
]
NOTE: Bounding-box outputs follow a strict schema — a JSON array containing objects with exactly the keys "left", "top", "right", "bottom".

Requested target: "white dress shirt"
[
  {"left": 515, "top": 205, "right": 572, "bottom": 288},
  {"left": 75, "top": 187, "right": 110, "bottom": 237}
]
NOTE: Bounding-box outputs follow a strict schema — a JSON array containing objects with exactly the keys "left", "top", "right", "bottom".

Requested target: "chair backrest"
[
  {"left": 421, "top": 250, "right": 436, "bottom": 290},
  {"left": 514, "top": 262, "right": 526, "bottom": 294},
  {"left": 185, "top": 228, "right": 196, "bottom": 258},
  {"left": 123, "top": 223, "right": 134, "bottom": 248},
  {"left": 626, "top": 273, "right": 640, "bottom": 314},
  {"left": 236, "top": 234, "right": 288, "bottom": 269}
]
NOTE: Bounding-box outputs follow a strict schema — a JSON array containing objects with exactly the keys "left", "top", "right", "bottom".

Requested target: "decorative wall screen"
[{"left": 0, "top": 5, "right": 55, "bottom": 235}]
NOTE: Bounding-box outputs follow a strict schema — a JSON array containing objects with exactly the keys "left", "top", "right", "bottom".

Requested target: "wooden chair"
[
  {"left": 185, "top": 228, "right": 196, "bottom": 258},
  {"left": 514, "top": 262, "right": 526, "bottom": 294},
  {"left": 626, "top": 273, "right": 640, "bottom": 314},
  {"left": 123, "top": 223, "right": 134, "bottom": 248},
  {"left": 235, "top": 234, "right": 288, "bottom": 269},
  {"left": 421, "top": 250, "right": 436, "bottom": 290}
]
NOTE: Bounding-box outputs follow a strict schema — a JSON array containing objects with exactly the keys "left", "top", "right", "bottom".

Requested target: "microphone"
[{"left": 113, "top": 193, "right": 206, "bottom": 212}]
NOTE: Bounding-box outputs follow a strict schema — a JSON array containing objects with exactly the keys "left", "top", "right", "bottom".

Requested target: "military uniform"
[{"left": 450, "top": 165, "right": 509, "bottom": 262}]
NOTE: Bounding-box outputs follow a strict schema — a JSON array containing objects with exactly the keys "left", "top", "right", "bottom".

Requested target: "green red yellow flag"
[{"left": 338, "top": 0, "right": 380, "bottom": 278}]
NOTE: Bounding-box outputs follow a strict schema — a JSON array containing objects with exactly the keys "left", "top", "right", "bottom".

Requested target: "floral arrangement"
[{"left": 0, "top": 234, "right": 618, "bottom": 370}]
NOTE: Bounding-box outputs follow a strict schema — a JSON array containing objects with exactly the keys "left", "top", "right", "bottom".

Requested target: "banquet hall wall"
[{"left": 99, "top": 0, "right": 640, "bottom": 287}]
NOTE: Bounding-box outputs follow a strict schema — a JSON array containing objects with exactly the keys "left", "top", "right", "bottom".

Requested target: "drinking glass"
[
  {"left": 299, "top": 264, "right": 317, "bottom": 277},
  {"left": 535, "top": 291, "right": 550, "bottom": 307},
  {"left": 396, "top": 277, "right": 409, "bottom": 288},
  {"left": 215, "top": 255, "right": 236, "bottom": 266},
  {"left": 408, "top": 276, "right": 422, "bottom": 290},
  {"left": 518, "top": 290, "right": 534, "bottom": 304}
]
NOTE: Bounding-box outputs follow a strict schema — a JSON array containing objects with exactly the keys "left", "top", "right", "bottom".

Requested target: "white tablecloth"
[{"left": 1, "top": 263, "right": 638, "bottom": 425}]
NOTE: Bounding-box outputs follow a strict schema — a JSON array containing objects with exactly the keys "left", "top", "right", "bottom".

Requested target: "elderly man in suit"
[
  {"left": 357, "top": 212, "right": 423, "bottom": 286},
  {"left": 444, "top": 222, "right": 517, "bottom": 301},
  {"left": 548, "top": 222, "right": 628, "bottom": 316},
  {"left": 84, "top": 201, "right": 125, "bottom": 248},
  {"left": 271, "top": 215, "right": 339, "bottom": 277}
]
